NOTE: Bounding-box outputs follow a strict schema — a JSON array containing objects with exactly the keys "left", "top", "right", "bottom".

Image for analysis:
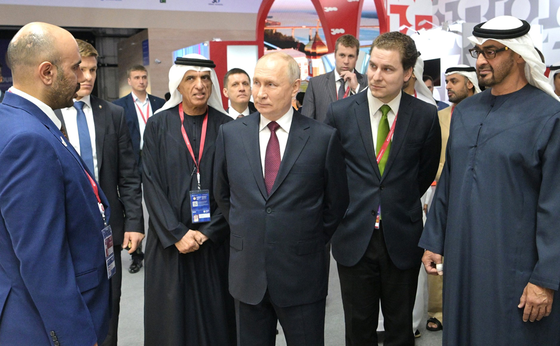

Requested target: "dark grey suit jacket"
[
  {"left": 302, "top": 69, "right": 367, "bottom": 122},
  {"left": 214, "top": 110, "right": 349, "bottom": 307},
  {"left": 55, "top": 96, "right": 143, "bottom": 245},
  {"left": 325, "top": 91, "right": 441, "bottom": 270}
]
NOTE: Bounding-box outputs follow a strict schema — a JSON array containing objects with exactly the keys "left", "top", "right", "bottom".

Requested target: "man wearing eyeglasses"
[{"left": 420, "top": 15, "right": 560, "bottom": 346}]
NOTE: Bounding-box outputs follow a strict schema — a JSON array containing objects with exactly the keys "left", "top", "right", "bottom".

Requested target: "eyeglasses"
[{"left": 469, "top": 46, "right": 509, "bottom": 60}]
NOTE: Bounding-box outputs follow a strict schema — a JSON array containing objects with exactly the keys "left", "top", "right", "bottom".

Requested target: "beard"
[{"left": 47, "top": 65, "right": 80, "bottom": 110}]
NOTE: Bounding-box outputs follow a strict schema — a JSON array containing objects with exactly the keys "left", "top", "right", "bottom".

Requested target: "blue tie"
[{"left": 75, "top": 101, "right": 94, "bottom": 174}]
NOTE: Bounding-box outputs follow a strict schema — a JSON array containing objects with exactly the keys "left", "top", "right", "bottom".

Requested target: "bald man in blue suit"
[{"left": 0, "top": 23, "right": 111, "bottom": 345}]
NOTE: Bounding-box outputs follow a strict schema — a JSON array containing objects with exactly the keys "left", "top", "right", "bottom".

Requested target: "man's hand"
[
  {"left": 192, "top": 231, "right": 208, "bottom": 246},
  {"left": 122, "top": 231, "right": 145, "bottom": 254},
  {"left": 339, "top": 70, "right": 359, "bottom": 93},
  {"left": 422, "top": 250, "right": 443, "bottom": 276},
  {"left": 175, "top": 230, "right": 207, "bottom": 254},
  {"left": 518, "top": 282, "right": 554, "bottom": 322}
]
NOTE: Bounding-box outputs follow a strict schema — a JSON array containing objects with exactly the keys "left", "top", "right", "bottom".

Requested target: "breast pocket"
[{"left": 290, "top": 164, "right": 322, "bottom": 175}]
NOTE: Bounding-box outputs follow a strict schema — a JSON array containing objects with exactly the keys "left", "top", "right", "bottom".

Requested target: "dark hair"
[
  {"left": 127, "top": 65, "right": 147, "bottom": 78},
  {"left": 370, "top": 32, "right": 418, "bottom": 71},
  {"left": 422, "top": 75, "right": 434, "bottom": 83},
  {"left": 296, "top": 92, "right": 305, "bottom": 105},
  {"left": 223, "top": 68, "right": 250, "bottom": 88},
  {"left": 335, "top": 34, "right": 360, "bottom": 56}
]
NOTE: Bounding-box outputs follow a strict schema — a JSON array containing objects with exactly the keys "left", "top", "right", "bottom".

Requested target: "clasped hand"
[{"left": 175, "top": 230, "right": 208, "bottom": 254}]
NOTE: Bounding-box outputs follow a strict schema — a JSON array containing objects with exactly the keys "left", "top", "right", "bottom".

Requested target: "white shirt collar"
[
  {"left": 228, "top": 105, "right": 250, "bottom": 118},
  {"left": 9, "top": 87, "right": 61, "bottom": 129},
  {"left": 367, "top": 89, "right": 402, "bottom": 116},
  {"left": 259, "top": 107, "right": 294, "bottom": 133},
  {"left": 132, "top": 91, "right": 148, "bottom": 104},
  {"left": 74, "top": 94, "right": 91, "bottom": 109}
]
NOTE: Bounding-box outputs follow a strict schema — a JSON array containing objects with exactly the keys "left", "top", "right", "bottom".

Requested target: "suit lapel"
[
  {"left": 353, "top": 93, "right": 381, "bottom": 180},
  {"left": 126, "top": 93, "right": 139, "bottom": 130},
  {"left": 326, "top": 71, "right": 337, "bottom": 104},
  {"left": 10, "top": 95, "right": 91, "bottom": 176},
  {"left": 382, "top": 93, "right": 413, "bottom": 178},
  {"left": 91, "top": 96, "right": 106, "bottom": 172},
  {"left": 269, "top": 112, "right": 309, "bottom": 197},
  {"left": 241, "top": 115, "right": 268, "bottom": 199}
]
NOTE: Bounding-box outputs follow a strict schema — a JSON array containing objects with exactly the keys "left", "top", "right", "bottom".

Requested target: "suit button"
[
  {"left": 266, "top": 207, "right": 272, "bottom": 214},
  {"left": 371, "top": 210, "right": 376, "bottom": 216},
  {"left": 50, "top": 331, "right": 56, "bottom": 337},
  {"left": 380, "top": 185, "right": 384, "bottom": 190},
  {"left": 54, "top": 342, "right": 60, "bottom": 346}
]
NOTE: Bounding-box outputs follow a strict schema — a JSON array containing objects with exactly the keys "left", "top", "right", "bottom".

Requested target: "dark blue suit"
[
  {"left": 113, "top": 93, "right": 165, "bottom": 174},
  {"left": 0, "top": 92, "right": 111, "bottom": 344},
  {"left": 214, "top": 111, "right": 349, "bottom": 344},
  {"left": 325, "top": 91, "right": 441, "bottom": 345}
]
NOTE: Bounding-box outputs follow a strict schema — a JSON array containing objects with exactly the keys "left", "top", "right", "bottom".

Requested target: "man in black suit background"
[
  {"left": 113, "top": 65, "right": 165, "bottom": 273},
  {"left": 214, "top": 52, "right": 349, "bottom": 346},
  {"left": 222, "top": 67, "right": 257, "bottom": 118},
  {"left": 325, "top": 32, "right": 441, "bottom": 345},
  {"left": 302, "top": 34, "right": 366, "bottom": 122},
  {"left": 55, "top": 40, "right": 144, "bottom": 346}
]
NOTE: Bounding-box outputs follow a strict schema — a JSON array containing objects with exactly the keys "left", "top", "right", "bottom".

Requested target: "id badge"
[
  {"left": 102, "top": 225, "right": 116, "bottom": 279},
  {"left": 190, "top": 189, "right": 211, "bottom": 223},
  {"left": 374, "top": 206, "right": 381, "bottom": 230}
]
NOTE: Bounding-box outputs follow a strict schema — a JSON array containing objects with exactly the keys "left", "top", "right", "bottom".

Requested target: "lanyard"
[
  {"left": 135, "top": 100, "right": 150, "bottom": 124},
  {"left": 375, "top": 112, "right": 398, "bottom": 164},
  {"left": 179, "top": 104, "right": 208, "bottom": 189},
  {"left": 85, "top": 170, "right": 107, "bottom": 226},
  {"left": 374, "top": 110, "right": 398, "bottom": 230}
]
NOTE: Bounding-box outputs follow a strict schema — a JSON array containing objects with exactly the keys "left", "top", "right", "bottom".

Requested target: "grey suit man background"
[
  {"left": 302, "top": 34, "right": 366, "bottom": 122},
  {"left": 214, "top": 52, "right": 349, "bottom": 346},
  {"left": 55, "top": 40, "right": 144, "bottom": 346}
]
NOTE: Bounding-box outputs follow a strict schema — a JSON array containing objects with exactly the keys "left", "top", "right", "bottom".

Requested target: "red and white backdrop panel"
[{"left": 256, "top": 0, "right": 389, "bottom": 54}]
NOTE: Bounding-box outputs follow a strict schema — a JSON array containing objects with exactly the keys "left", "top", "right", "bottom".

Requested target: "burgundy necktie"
[{"left": 265, "top": 121, "right": 281, "bottom": 195}]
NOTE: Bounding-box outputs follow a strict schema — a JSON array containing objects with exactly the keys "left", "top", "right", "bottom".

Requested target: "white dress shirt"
[
  {"left": 227, "top": 105, "right": 250, "bottom": 118},
  {"left": 367, "top": 90, "right": 402, "bottom": 152},
  {"left": 133, "top": 92, "right": 152, "bottom": 149},
  {"left": 8, "top": 87, "right": 61, "bottom": 130},
  {"left": 258, "top": 107, "right": 293, "bottom": 176},
  {"left": 60, "top": 95, "right": 99, "bottom": 180}
]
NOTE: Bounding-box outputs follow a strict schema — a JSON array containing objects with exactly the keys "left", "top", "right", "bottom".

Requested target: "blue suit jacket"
[
  {"left": 214, "top": 110, "right": 349, "bottom": 307},
  {"left": 0, "top": 93, "right": 111, "bottom": 345},
  {"left": 113, "top": 93, "right": 165, "bottom": 175}
]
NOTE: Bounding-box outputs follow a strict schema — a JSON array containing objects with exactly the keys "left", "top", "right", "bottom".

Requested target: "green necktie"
[{"left": 376, "top": 104, "right": 391, "bottom": 175}]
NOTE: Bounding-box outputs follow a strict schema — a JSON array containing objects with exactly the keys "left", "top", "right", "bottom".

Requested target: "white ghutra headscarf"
[
  {"left": 156, "top": 53, "right": 227, "bottom": 115},
  {"left": 468, "top": 15, "right": 558, "bottom": 100}
]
